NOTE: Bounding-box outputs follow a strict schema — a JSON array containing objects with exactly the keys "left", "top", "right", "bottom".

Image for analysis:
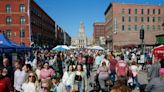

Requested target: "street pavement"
[{"left": 88, "top": 70, "right": 148, "bottom": 92}]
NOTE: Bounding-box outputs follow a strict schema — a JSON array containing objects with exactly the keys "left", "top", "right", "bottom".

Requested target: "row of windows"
[
  {"left": 122, "top": 8, "right": 161, "bottom": 15},
  {"left": 122, "top": 25, "right": 161, "bottom": 31},
  {"left": 5, "top": 29, "right": 25, "bottom": 39},
  {"left": 6, "top": 4, "right": 25, "bottom": 13},
  {"left": 6, "top": 16, "right": 25, "bottom": 25},
  {"left": 122, "top": 16, "right": 161, "bottom": 23}
]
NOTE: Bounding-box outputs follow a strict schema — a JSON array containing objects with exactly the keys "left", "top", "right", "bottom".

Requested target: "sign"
[{"left": 138, "top": 55, "right": 145, "bottom": 63}]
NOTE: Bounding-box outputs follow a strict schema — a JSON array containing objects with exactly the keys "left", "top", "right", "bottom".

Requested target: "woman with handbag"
[{"left": 73, "top": 64, "right": 88, "bottom": 92}]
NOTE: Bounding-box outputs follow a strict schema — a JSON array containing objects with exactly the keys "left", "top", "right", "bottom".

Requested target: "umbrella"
[
  {"left": 62, "top": 45, "right": 70, "bottom": 50},
  {"left": 153, "top": 45, "right": 164, "bottom": 59},
  {"left": 52, "top": 46, "right": 66, "bottom": 51}
]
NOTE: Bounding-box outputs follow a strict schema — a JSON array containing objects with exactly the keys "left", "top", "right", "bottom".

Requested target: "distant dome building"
[{"left": 71, "top": 22, "right": 88, "bottom": 48}]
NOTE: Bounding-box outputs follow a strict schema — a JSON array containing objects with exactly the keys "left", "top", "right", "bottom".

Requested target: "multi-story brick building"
[
  {"left": 104, "top": 2, "right": 164, "bottom": 50},
  {"left": 93, "top": 22, "right": 105, "bottom": 45},
  {"left": 0, "top": 0, "right": 69, "bottom": 48},
  {"left": 64, "top": 31, "right": 71, "bottom": 46}
]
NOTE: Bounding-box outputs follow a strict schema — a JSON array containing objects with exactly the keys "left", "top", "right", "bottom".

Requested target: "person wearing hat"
[
  {"left": 51, "top": 72, "right": 66, "bottom": 92},
  {"left": 145, "top": 68, "right": 164, "bottom": 92}
]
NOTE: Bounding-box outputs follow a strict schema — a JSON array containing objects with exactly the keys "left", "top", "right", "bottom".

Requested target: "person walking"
[
  {"left": 109, "top": 54, "right": 117, "bottom": 84},
  {"left": 145, "top": 68, "right": 164, "bottom": 92},
  {"left": 73, "top": 64, "right": 88, "bottom": 92},
  {"left": 97, "top": 61, "right": 111, "bottom": 92},
  {"left": 0, "top": 67, "right": 14, "bottom": 92},
  {"left": 14, "top": 60, "right": 26, "bottom": 92},
  {"left": 22, "top": 72, "right": 39, "bottom": 92},
  {"left": 129, "top": 61, "right": 140, "bottom": 89},
  {"left": 62, "top": 65, "right": 75, "bottom": 92},
  {"left": 147, "top": 59, "right": 161, "bottom": 81},
  {"left": 51, "top": 72, "right": 66, "bottom": 92},
  {"left": 40, "top": 62, "right": 55, "bottom": 81},
  {"left": 115, "top": 55, "right": 128, "bottom": 77},
  {"left": 95, "top": 53, "right": 102, "bottom": 69}
]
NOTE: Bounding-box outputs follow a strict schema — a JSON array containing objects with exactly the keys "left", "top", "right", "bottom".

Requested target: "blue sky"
[{"left": 35, "top": 0, "right": 164, "bottom": 38}]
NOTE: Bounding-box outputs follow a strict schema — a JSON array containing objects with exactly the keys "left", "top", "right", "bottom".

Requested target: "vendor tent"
[
  {"left": 0, "top": 33, "right": 30, "bottom": 51},
  {"left": 153, "top": 45, "right": 164, "bottom": 59}
]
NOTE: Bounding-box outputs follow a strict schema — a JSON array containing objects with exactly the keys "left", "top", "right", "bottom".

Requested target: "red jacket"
[{"left": 0, "top": 77, "right": 13, "bottom": 92}]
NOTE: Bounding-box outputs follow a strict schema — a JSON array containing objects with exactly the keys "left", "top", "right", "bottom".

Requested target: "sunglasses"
[
  {"left": 41, "top": 86, "right": 48, "bottom": 90},
  {"left": 29, "top": 75, "right": 35, "bottom": 78}
]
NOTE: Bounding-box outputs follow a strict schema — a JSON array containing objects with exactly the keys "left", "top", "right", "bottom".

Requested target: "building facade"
[
  {"left": 71, "top": 22, "right": 88, "bottom": 48},
  {"left": 64, "top": 31, "right": 71, "bottom": 46},
  {"left": 0, "top": 0, "right": 70, "bottom": 48},
  {"left": 105, "top": 2, "right": 164, "bottom": 50},
  {"left": 0, "top": 0, "right": 30, "bottom": 46},
  {"left": 93, "top": 22, "right": 105, "bottom": 46},
  {"left": 30, "top": 0, "right": 55, "bottom": 48}
]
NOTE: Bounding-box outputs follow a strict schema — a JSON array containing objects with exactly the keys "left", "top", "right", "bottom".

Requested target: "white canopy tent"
[{"left": 91, "top": 46, "right": 105, "bottom": 50}]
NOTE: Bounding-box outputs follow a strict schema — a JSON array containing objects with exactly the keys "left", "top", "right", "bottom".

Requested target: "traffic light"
[{"left": 140, "top": 29, "right": 144, "bottom": 39}]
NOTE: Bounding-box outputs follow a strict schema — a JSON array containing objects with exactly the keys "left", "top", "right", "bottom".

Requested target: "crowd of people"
[{"left": 0, "top": 48, "right": 163, "bottom": 92}]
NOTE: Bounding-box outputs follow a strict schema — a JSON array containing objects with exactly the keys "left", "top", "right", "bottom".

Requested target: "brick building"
[
  {"left": 0, "top": 0, "right": 30, "bottom": 46},
  {"left": 104, "top": 2, "right": 164, "bottom": 50},
  {"left": 93, "top": 22, "right": 105, "bottom": 45},
  {"left": 64, "top": 31, "right": 71, "bottom": 46},
  {"left": 0, "top": 0, "right": 69, "bottom": 48}
]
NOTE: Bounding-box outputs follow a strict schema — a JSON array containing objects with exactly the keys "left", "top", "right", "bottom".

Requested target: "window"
[
  {"left": 147, "top": 9, "right": 150, "bottom": 14},
  {"left": 134, "top": 25, "right": 137, "bottom": 31},
  {"left": 158, "top": 9, "right": 160, "bottom": 15},
  {"left": 152, "top": 25, "right": 155, "bottom": 31},
  {"left": 20, "top": 16, "right": 25, "bottom": 24},
  {"left": 122, "top": 8, "right": 125, "bottom": 14},
  {"left": 128, "top": 16, "right": 131, "bottom": 22},
  {"left": 6, "top": 4, "right": 11, "bottom": 13},
  {"left": 128, "top": 9, "right": 131, "bottom": 14},
  {"left": 158, "top": 25, "right": 160, "bottom": 31},
  {"left": 14, "top": 32, "right": 16, "bottom": 37},
  {"left": 141, "top": 25, "right": 144, "bottom": 29},
  {"left": 6, "top": 16, "right": 12, "bottom": 25},
  {"left": 122, "top": 25, "right": 124, "bottom": 31},
  {"left": 20, "top": 4, "right": 25, "bottom": 13},
  {"left": 158, "top": 17, "right": 161, "bottom": 22},
  {"left": 20, "top": 29, "right": 25, "bottom": 38},
  {"left": 128, "top": 25, "right": 131, "bottom": 31},
  {"left": 135, "top": 9, "right": 137, "bottom": 14},
  {"left": 135, "top": 16, "right": 137, "bottom": 22},
  {"left": 141, "top": 9, "right": 144, "bottom": 14},
  {"left": 147, "top": 17, "right": 150, "bottom": 22},
  {"left": 153, "top": 9, "right": 155, "bottom": 14},
  {"left": 141, "top": 17, "right": 144, "bottom": 22},
  {"left": 152, "top": 17, "right": 155, "bottom": 22},
  {"left": 6, "top": 30, "right": 12, "bottom": 38},
  {"left": 147, "top": 25, "right": 150, "bottom": 31},
  {"left": 122, "top": 16, "right": 124, "bottom": 22}
]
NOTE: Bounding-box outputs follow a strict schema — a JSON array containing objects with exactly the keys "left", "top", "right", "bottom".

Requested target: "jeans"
[
  {"left": 110, "top": 70, "right": 116, "bottom": 83},
  {"left": 133, "top": 76, "right": 140, "bottom": 88},
  {"left": 75, "top": 81, "right": 83, "bottom": 92}
]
